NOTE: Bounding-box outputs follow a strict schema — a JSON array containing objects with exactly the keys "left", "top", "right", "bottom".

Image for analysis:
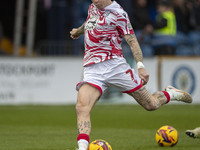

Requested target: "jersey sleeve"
[
  {"left": 116, "top": 12, "right": 134, "bottom": 36},
  {"left": 86, "top": 4, "right": 92, "bottom": 21}
]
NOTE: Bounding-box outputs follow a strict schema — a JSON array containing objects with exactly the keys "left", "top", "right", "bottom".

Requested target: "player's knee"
[
  {"left": 76, "top": 101, "right": 90, "bottom": 115},
  {"left": 144, "top": 103, "right": 159, "bottom": 111},
  {"left": 76, "top": 103, "right": 86, "bottom": 115},
  {"left": 145, "top": 106, "right": 157, "bottom": 111}
]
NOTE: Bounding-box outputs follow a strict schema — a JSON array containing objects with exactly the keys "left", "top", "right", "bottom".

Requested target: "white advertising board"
[
  {"left": 0, "top": 57, "right": 83, "bottom": 104},
  {"left": 0, "top": 57, "right": 158, "bottom": 105},
  {"left": 161, "top": 57, "right": 200, "bottom": 103},
  {"left": 143, "top": 57, "right": 159, "bottom": 93},
  {"left": 0, "top": 57, "right": 198, "bottom": 105}
]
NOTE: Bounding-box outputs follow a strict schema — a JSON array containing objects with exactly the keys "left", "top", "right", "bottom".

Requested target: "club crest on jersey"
[{"left": 85, "top": 15, "right": 99, "bottom": 30}]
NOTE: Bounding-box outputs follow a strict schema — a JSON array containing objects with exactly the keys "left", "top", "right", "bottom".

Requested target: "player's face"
[{"left": 92, "top": 0, "right": 112, "bottom": 10}]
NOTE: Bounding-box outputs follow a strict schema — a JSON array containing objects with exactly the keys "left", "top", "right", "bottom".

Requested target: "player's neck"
[
  {"left": 105, "top": 0, "right": 112, "bottom": 8},
  {"left": 95, "top": 0, "right": 113, "bottom": 10}
]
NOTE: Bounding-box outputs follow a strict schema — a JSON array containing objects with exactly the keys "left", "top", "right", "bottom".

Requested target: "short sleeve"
[
  {"left": 116, "top": 12, "right": 134, "bottom": 36},
  {"left": 86, "top": 4, "right": 92, "bottom": 21}
]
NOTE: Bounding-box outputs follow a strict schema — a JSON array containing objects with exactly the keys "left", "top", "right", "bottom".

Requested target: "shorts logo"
[
  {"left": 172, "top": 66, "right": 195, "bottom": 94},
  {"left": 85, "top": 15, "right": 99, "bottom": 31}
]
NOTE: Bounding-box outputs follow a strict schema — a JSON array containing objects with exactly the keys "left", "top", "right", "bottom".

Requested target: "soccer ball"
[
  {"left": 155, "top": 125, "right": 178, "bottom": 147},
  {"left": 88, "top": 139, "right": 112, "bottom": 150}
]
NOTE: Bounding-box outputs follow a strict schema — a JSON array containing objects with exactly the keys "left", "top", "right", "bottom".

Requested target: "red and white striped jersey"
[{"left": 83, "top": 1, "right": 134, "bottom": 66}]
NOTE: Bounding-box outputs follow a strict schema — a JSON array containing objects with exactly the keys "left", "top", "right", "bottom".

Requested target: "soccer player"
[
  {"left": 186, "top": 127, "right": 200, "bottom": 138},
  {"left": 70, "top": 0, "right": 193, "bottom": 149}
]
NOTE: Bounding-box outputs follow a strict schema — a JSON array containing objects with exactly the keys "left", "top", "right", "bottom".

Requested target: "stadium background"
[
  {"left": 0, "top": 1, "right": 200, "bottom": 150},
  {"left": 0, "top": 0, "right": 199, "bottom": 104}
]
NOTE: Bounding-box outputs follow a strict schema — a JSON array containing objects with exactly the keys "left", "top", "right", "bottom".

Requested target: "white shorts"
[{"left": 76, "top": 57, "right": 143, "bottom": 95}]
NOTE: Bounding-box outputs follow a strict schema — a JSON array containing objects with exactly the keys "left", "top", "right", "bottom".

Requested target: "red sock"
[
  {"left": 162, "top": 91, "right": 170, "bottom": 104},
  {"left": 77, "top": 133, "right": 90, "bottom": 143}
]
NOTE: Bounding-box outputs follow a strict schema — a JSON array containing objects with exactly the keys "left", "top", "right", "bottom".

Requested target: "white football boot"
[
  {"left": 185, "top": 127, "right": 200, "bottom": 138},
  {"left": 165, "top": 85, "right": 193, "bottom": 103}
]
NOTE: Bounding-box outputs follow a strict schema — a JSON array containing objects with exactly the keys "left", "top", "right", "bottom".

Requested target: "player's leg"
[
  {"left": 128, "top": 85, "right": 192, "bottom": 111},
  {"left": 128, "top": 86, "right": 169, "bottom": 111},
  {"left": 113, "top": 58, "right": 192, "bottom": 110},
  {"left": 76, "top": 83, "right": 101, "bottom": 150}
]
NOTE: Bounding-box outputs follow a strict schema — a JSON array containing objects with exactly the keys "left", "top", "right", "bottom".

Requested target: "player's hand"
[
  {"left": 70, "top": 28, "right": 81, "bottom": 39},
  {"left": 138, "top": 68, "right": 149, "bottom": 85}
]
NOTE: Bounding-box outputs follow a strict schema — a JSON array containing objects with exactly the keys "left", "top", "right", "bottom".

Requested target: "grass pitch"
[{"left": 0, "top": 104, "right": 200, "bottom": 150}]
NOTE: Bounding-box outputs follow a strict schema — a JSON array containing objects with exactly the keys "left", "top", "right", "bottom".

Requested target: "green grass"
[{"left": 0, "top": 104, "right": 200, "bottom": 150}]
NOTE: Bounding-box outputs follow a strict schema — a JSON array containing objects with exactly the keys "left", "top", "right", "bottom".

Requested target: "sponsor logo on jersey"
[{"left": 85, "top": 15, "right": 99, "bottom": 31}]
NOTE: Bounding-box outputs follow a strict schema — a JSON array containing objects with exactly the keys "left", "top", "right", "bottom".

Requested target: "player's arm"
[
  {"left": 70, "top": 22, "right": 85, "bottom": 39},
  {"left": 124, "top": 34, "right": 143, "bottom": 63},
  {"left": 124, "top": 34, "right": 149, "bottom": 85}
]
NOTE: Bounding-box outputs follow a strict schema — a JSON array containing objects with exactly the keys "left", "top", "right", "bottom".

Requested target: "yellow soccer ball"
[
  {"left": 155, "top": 125, "right": 178, "bottom": 147},
  {"left": 88, "top": 139, "right": 112, "bottom": 150}
]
